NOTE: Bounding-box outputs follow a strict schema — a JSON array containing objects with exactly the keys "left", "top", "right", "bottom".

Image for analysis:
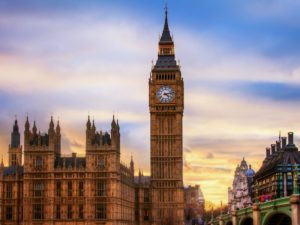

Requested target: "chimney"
[
  {"left": 72, "top": 152, "right": 77, "bottom": 158},
  {"left": 271, "top": 144, "right": 276, "bottom": 154},
  {"left": 288, "top": 132, "right": 294, "bottom": 145},
  {"left": 276, "top": 141, "right": 281, "bottom": 152},
  {"left": 266, "top": 147, "right": 270, "bottom": 157},
  {"left": 282, "top": 137, "right": 287, "bottom": 149}
]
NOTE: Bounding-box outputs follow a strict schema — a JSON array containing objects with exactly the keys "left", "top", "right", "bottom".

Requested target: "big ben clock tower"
[{"left": 149, "top": 7, "right": 184, "bottom": 225}]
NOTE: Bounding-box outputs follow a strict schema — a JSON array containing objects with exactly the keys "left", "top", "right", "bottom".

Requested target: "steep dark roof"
[
  {"left": 154, "top": 55, "right": 178, "bottom": 69},
  {"left": 3, "top": 166, "right": 24, "bottom": 177},
  {"left": 255, "top": 146, "right": 300, "bottom": 179},
  {"left": 159, "top": 9, "right": 173, "bottom": 44}
]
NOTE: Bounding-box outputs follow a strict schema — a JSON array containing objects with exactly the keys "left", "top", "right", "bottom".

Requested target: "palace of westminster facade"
[{"left": 0, "top": 8, "right": 188, "bottom": 225}]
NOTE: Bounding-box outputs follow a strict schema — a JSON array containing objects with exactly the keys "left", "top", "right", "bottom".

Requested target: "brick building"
[{"left": 0, "top": 117, "right": 135, "bottom": 225}]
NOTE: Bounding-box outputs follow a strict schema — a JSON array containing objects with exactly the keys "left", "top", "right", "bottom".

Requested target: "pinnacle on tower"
[
  {"left": 25, "top": 116, "right": 30, "bottom": 131},
  {"left": 49, "top": 116, "right": 55, "bottom": 132},
  {"left": 13, "top": 119, "right": 19, "bottom": 132},
  {"left": 111, "top": 115, "right": 117, "bottom": 130},
  {"left": 116, "top": 119, "right": 120, "bottom": 131},
  {"left": 86, "top": 115, "right": 91, "bottom": 129},
  {"left": 56, "top": 120, "right": 60, "bottom": 134},
  {"left": 32, "top": 121, "right": 37, "bottom": 134},
  {"left": 11, "top": 119, "right": 20, "bottom": 148},
  {"left": 130, "top": 155, "right": 134, "bottom": 168},
  {"left": 159, "top": 3, "right": 173, "bottom": 44},
  {"left": 92, "top": 119, "right": 96, "bottom": 130}
]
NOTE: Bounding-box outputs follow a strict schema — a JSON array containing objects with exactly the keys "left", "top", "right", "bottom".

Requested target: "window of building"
[
  {"left": 33, "top": 204, "right": 43, "bottom": 220},
  {"left": 67, "top": 205, "right": 72, "bottom": 219},
  {"left": 159, "top": 190, "right": 164, "bottom": 202},
  {"left": 56, "top": 205, "right": 60, "bottom": 219},
  {"left": 6, "top": 183, "right": 12, "bottom": 198},
  {"left": 79, "top": 181, "right": 84, "bottom": 197},
  {"left": 33, "top": 181, "right": 44, "bottom": 197},
  {"left": 144, "top": 209, "right": 149, "bottom": 221},
  {"left": 135, "top": 209, "right": 139, "bottom": 222},
  {"left": 35, "top": 156, "right": 43, "bottom": 168},
  {"left": 12, "top": 154, "right": 17, "bottom": 165},
  {"left": 79, "top": 205, "right": 84, "bottom": 219},
  {"left": 144, "top": 189, "right": 150, "bottom": 202},
  {"left": 98, "top": 158, "right": 105, "bottom": 168},
  {"left": 68, "top": 181, "right": 72, "bottom": 197},
  {"left": 56, "top": 181, "right": 61, "bottom": 196},
  {"left": 96, "top": 180, "right": 106, "bottom": 196},
  {"left": 168, "top": 190, "right": 173, "bottom": 202},
  {"left": 158, "top": 209, "right": 163, "bottom": 219},
  {"left": 5, "top": 206, "right": 13, "bottom": 220},
  {"left": 95, "top": 204, "right": 106, "bottom": 219}
]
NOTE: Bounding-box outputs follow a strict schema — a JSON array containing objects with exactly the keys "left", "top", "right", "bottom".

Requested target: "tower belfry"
[{"left": 149, "top": 7, "right": 184, "bottom": 225}]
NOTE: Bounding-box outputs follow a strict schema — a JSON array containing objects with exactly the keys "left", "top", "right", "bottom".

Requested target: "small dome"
[{"left": 246, "top": 165, "right": 255, "bottom": 177}]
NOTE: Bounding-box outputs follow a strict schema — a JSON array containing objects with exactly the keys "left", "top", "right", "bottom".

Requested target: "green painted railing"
[
  {"left": 259, "top": 196, "right": 290, "bottom": 211},
  {"left": 237, "top": 206, "right": 252, "bottom": 217},
  {"left": 209, "top": 197, "right": 291, "bottom": 225}
]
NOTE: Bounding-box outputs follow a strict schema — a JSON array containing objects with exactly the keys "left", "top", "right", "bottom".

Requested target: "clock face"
[{"left": 156, "top": 86, "right": 175, "bottom": 103}]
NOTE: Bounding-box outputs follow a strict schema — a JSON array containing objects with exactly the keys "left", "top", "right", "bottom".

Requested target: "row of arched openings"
[{"left": 224, "top": 213, "right": 291, "bottom": 225}]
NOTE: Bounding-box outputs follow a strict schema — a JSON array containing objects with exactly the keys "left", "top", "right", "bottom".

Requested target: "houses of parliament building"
[{"left": 0, "top": 8, "right": 186, "bottom": 225}]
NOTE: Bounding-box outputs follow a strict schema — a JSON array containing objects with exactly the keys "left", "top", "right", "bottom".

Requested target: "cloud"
[
  {"left": 61, "top": 134, "right": 84, "bottom": 154},
  {"left": 230, "top": 81, "right": 300, "bottom": 101},
  {"left": 206, "top": 152, "right": 214, "bottom": 159}
]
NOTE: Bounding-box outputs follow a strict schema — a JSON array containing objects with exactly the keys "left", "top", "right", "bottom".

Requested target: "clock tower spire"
[
  {"left": 149, "top": 6, "right": 184, "bottom": 225},
  {"left": 158, "top": 4, "right": 174, "bottom": 55}
]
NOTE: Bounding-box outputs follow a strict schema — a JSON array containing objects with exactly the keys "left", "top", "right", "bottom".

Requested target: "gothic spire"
[
  {"left": 156, "top": 5, "right": 176, "bottom": 63},
  {"left": 86, "top": 115, "right": 91, "bottom": 129},
  {"left": 32, "top": 121, "right": 37, "bottom": 134},
  {"left": 11, "top": 119, "right": 20, "bottom": 148},
  {"left": 159, "top": 4, "right": 173, "bottom": 44},
  {"left": 92, "top": 119, "right": 96, "bottom": 130},
  {"left": 130, "top": 155, "right": 134, "bottom": 167},
  {"left": 25, "top": 116, "right": 30, "bottom": 131},
  {"left": 13, "top": 119, "right": 19, "bottom": 133},
  {"left": 116, "top": 119, "right": 120, "bottom": 131},
  {"left": 130, "top": 155, "right": 134, "bottom": 176},
  {"left": 56, "top": 120, "right": 60, "bottom": 134},
  {"left": 49, "top": 116, "right": 54, "bottom": 131},
  {"left": 111, "top": 115, "right": 117, "bottom": 129}
]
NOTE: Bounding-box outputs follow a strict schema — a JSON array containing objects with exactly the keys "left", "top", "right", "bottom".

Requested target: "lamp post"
[
  {"left": 210, "top": 207, "right": 214, "bottom": 225},
  {"left": 219, "top": 201, "right": 224, "bottom": 225}
]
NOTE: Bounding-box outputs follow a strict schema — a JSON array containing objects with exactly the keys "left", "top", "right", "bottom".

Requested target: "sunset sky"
[{"left": 1, "top": 0, "right": 300, "bottom": 205}]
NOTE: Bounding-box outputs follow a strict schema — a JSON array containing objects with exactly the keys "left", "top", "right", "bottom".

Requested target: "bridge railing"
[
  {"left": 209, "top": 196, "right": 291, "bottom": 225},
  {"left": 259, "top": 196, "right": 290, "bottom": 210},
  {"left": 236, "top": 206, "right": 252, "bottom": 218}
]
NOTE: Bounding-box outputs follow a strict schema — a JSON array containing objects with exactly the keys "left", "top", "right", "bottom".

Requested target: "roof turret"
[{"left": 11, "top": 119, "right": 20, "bottom": 148}]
